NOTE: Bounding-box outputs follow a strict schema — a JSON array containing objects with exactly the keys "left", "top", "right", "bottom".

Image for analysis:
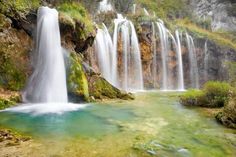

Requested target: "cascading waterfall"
[
  {"left": 22, "top": 7, "right": 68, "bottom": 103},
  {"left": 4, "top": 7, "right": 87, "bottom": 115},
  {"left": 94, "top": 24, "right": 113, "bottom": 83},
  {"left": 186, "top": 33, "right": 200, "bottom": 89},
  {"left": 152, "top": 22, "right": 158, "bottom": 88},
  {"left": 156, "top": 20, "right": 169, "bottom": 90},
  {"left": 143, "top": 8, "right": 150, "bottom": 16},
  {"left": 98, "top": 0, "right": 113, "bottom": 13},
  {"left": 113, "top": 14, "right": 144, "bottom": 91},
  {"left": 204, "top": 40, "right": 209, "bottom": 81},
  {"left": 175, "top": 30, "right": 185, "bottom": 90},
  {"left": 94, "top": 14, "right": 143, "bottom": 91}
]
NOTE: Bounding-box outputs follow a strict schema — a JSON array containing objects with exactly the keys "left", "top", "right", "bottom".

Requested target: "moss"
[
  {"left": 0, "top": 95, "right": 20, "bottom": 110},
  {"left": 68, "top": 53, "right": 89, "bottom": 101},
  {"left": 180, "top": 89, "right": 208, "bottom": 106},
  {"left": 216, "top": 96, "right": 236, "bottom": 129},
  {"left": 135, "top": 0, "right": 188, "bottom": 19},
  {"left": 175, "top": 18, "right": 236, "bottom": 49},
  {"left": 88, "top": 75, "right": 134, "bottom": 100},
  {"left": 0, "top": 0, "right": 40, "bottom": 16},
  {"left": 57, "top": 2, "right": 94, "bottom": 40},
  {"left": 180, "top": 81, "right": 232, "bottom": 108},
  {"left": 203, "top": 81, "right": 231, "bottom": 107}
]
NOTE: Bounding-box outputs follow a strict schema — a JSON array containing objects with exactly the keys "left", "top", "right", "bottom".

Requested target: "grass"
[
  {"left": 135, "top": 0, "right": 188, "bottom": 19},
  {"left": 175, "top": 18, "right": 236, "bottom": 49},
  {"left": 57, "top": 2, "right": 94, "bottom": 39}
]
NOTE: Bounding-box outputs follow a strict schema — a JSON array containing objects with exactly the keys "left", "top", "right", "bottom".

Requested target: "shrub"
[
  {"left": 203, "top": 81, "right": 231, "bottom": 107},
  {"left": 216, "top": 94, "right": 236, "bottom": 129},
  {"left": 180, "top": 89, "right": 208, "bottom": 106}
]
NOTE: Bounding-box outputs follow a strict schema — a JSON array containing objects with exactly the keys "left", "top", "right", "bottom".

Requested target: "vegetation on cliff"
[{"left": 68, "top": 53, "right": 89, "bottom": 102}]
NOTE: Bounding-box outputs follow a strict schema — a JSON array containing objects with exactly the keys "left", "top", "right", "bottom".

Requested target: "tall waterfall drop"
[
  {"left": 156, "top": 20, "right": 170, "bottom": 90},
  {"left": 186, "top": 33, "right": 199, "bottom": 89},
  {"left": 94, "top": 24, "right": 113, "bottom": 83},
  {"left": 22, "top": 7, "right": 68, "bottom": 103},
  {"left": 175, "top": 30, "right": 185, "bottom": 91},
  {"left": 94, "top": 14, "right": 144, "bottom": 91},
  {"left": 112, "top": 14, "right": 144, "bottom": 91}
]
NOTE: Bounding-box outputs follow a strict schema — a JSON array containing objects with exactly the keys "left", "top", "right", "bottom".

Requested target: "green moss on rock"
[
  {"left": 58, "top": 2, "right": 94, "bottom": 40},
  {"left": 68, "top": 53, "right": 89, "bottom": 101},
  {"left": 88, "top": 75, "right": 134, "bottom": 100},
  {"left": 216, "top": 94, "right": 236, "bottom": 129}
]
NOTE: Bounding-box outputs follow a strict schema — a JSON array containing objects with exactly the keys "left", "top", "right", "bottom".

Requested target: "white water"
[
  {"left": 98, "top": 0, "right": 113, "bottom": 13},
  {"left": 94, "top": 14, "right": 143, "bottom": 91},
  {"left": 204, "top": 40, "right": 209, "bottom": 81},
  {"left": 186, "top": 33, "right": 200, "bottom": 89},
  {"left": 3, "top": 103, "right": 87, "bottom": 116},
  {"left": 156, "top": 21, "right": 169, "bottom": 90},
  {"left": 94, "top": 24, "right": 113, "bottom": 83},
  {"left": 175, "top": 30, "right": 185, "bottom": 90},
  {"left": 152, "top": 22, "right": 157, "bottom": 88},
  {"left": 143, "top": 8, "right": 150, "bottom": 16},
  {"left": 113, "top": 14, "right": 143, "bottom": 91},
  {"left": 22, "top": 7, "right": 68, "bottom": 103},
  {"left": 3, "top": 7, "right": 89, "bottom": 115}
]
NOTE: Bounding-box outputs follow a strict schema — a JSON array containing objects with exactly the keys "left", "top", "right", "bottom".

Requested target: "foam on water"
[{"left": 2, "top": 103, "right": 88, "bottom": 116}]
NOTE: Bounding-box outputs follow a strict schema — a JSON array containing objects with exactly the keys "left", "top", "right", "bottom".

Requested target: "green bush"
[
  {"left": 216, "top": 94, "right": 236, "bottom": 129},
  {"left": 203, "top": 81, "right": 231, "bottom": 107},
  {"left": 180, "top": 81, "right": 232, "bottom": 108},
  {"left": 180, "top": 89, "right": 208, "bottom": 106}
]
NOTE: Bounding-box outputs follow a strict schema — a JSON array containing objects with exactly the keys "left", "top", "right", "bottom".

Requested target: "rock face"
[
  {"left": 189, "top": 0, "right": 236, "bottom": 32},
  {"left": 193, "top": 37, "right": 236, "bottom": 86}
]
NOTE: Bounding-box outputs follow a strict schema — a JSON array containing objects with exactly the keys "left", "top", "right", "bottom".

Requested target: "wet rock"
[{"left": 189, "top": 0, "right": 236, "bottom": 32}]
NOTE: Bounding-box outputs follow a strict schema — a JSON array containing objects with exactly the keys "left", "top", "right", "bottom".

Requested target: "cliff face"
[{"left": 189, "top": 0, "right": 236, "bottom": 32}]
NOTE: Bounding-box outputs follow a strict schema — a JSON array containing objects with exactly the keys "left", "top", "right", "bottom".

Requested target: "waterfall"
[
  {"left": 152, "top": 22, "right": 157, "bottom": 88},
  {"left": 204, "top": 40, "right": 208, "bottom": 81},
  {"left": 143, "top": 8, "right": 150, "bottom": 16},
  {"left": 22, "top": 7, "right": 68, "bottom": 103},
  {"left": 94, "top": 24, "right": 113, "bottom": 83},
  {"left": 156, "top": 20, "right": 169, "bottom": 90},
  {"left": 113, "top": 14, "right": 143, "bottom": 91},
  {"left": 98, "top": 0, "right": 113, "bottom": 13},
  {"left": 95, "top": 14, "right": 143, "bottom": 91},
  {"left": 186, "top": 33, "right": 199, "bottom": 89},
  {"left": 175, "top": 30, "right": 185, "bottom": 91},
  {"left": 133, "top": 4, "right": 136, "bottom": 14}
]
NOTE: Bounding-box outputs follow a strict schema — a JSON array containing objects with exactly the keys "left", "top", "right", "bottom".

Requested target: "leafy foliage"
[
  {"left": 180, "top": 81, "right": 232, "bottom": 108},
  {"left": 180, "top": 89, "right": 208, "bottom": 106}
]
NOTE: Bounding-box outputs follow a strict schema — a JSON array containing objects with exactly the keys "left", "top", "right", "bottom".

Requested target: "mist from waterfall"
[
  {"left": 22, "top": 7, "right": 68, "bottom": 103},
  {"left": 186, "top": 33, "right": 200, "bottom": 89}
]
